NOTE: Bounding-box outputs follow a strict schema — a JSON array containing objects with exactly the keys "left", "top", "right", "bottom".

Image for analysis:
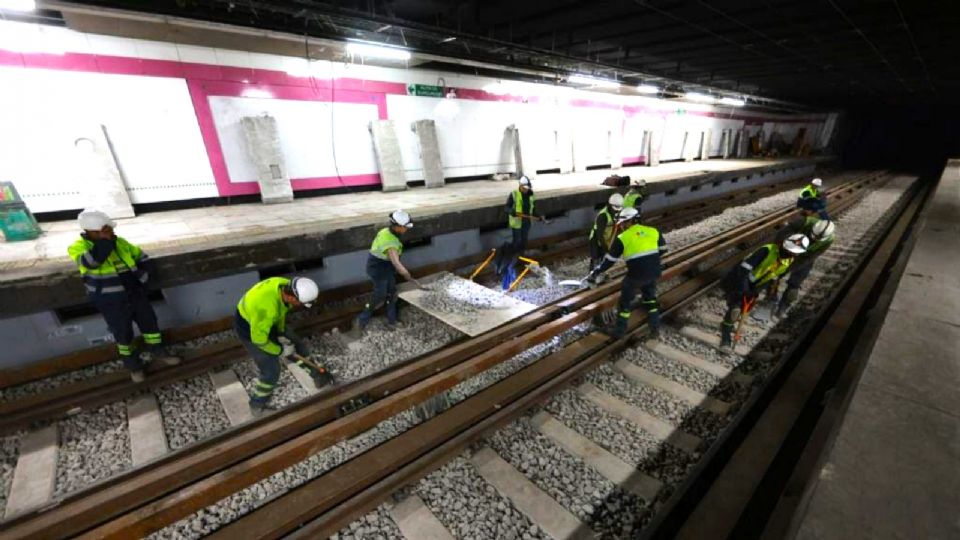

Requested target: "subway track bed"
[{"left": 0, "top": 171, "right": 901, "bottom": 539}]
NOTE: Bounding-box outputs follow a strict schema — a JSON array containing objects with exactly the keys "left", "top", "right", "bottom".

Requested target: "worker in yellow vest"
[
  {"left": 67, "top": 210, "right": 179, "bottom": 383},
  {"left": 719, "top": 234, "right": 809, "bottom": 352},
  {"left": 585, "top": 207, "right": 667, "bottom": 339},
  {"left": 589, "top": 193, "right": 624, "bottom": 269},
  {"left": 355, "top": 210, "right": 420, "bottom": 331},
  {"left": 235, "top": 276, "right": 328, "bottom": 413},
  {"left": 498, "top": 176, "right": 545, "bottom": 288}
]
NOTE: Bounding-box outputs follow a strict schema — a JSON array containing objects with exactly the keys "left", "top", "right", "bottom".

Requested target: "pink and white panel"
[{"left": 0, "top": 66, "right": 217, "bottom": 212}]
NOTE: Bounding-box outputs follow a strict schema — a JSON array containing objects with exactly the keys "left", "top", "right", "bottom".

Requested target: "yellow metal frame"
[
  {"left": 507, "top": 256, "right": 540, "bottom": 292},
  {"left": 469, "top": 249, "right": 497, "bottom": 281}
]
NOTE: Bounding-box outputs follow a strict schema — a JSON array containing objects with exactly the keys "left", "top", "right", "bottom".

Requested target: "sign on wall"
[{"left": 406, "top": 84, "right": 444, "bottom": 98}]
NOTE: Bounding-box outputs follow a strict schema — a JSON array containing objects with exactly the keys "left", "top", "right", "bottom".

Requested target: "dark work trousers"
[
  {"left": 90, "top": 288, "right": 160, "bottom": 372},
  {"left": 589, "top": 239, "right": 605, "bottom": 271},
  {"left": 618, "top": 277, "right": 660, "bottom": 331},
  {"left": 511, "top": 222, "right": 531, "bottom": 252},
  {"left": 234, "top": 311, "right": 281, "bottom": 404},
  {"left": 358, "top": 256, "right": 398, "bottom": 326}
]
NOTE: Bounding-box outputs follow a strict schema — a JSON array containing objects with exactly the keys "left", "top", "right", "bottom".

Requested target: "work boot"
[
  {"left": 611, "top": 317, "right": 629, "bottom": 338},
  {"left": 719, "top": 327, "right": 734, "bottom": 354},
  {"left": 248, "top": 400, "right": 275, "bottom": 417},
  {"left": 646, "top": 326, "right": 661, "bottom": 345},
  {"left": 130, "top": 370, "right": 146, "bottom": 383},
  {"left": 151, "top": 345, "right": 181, "bottom": 366}
]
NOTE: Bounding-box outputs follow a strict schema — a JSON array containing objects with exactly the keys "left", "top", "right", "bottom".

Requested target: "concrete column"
[
  {"left": 609, "top": 125, "right": 624, "bottom": 169},
  {"left": 647, "top": 130, "right": 661, "bottom": 167},
  {"left": 72, "top": 125, "right": 134, "bottom": 218},
  {"left": 502, "top": 124, "right": 520, "bottom": 175},
  {"left": 369, "top": 119, "right": 407, "bottom": 192},
  {"left": 700, "top": 130, "right": 711, "bottom": 160},
  {"left": 412, "top": 119, "right": 444, "bottom": 188},
  {"left": 240, "top": 115, "right": 293, "bottom": 204}
]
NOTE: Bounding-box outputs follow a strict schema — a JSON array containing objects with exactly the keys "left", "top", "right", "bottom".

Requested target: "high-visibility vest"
[
  {"left": 369, "top": 227, "right": 403, "bottom": 260},
  {"left": 237, "top": 277, "right": 291, "bottom": 355},
  {"left": 67, "top": 236, "right": 146, "bottom": 295},
  {"left": 742, "top": 244, "right": 793, "bottom": 287},
  {"left": 618, "top": 223, "right": 661, "bottom": 261},
  {"left": 623, "top": 189, "right": 642, "bottom": 208},
  {"left": 508, "top": 189, "right": 535, "bottom": 229},
  {"left": 590, "top": 206, "right": 617, "bottom": 249},
  {"left": 799, "top": 184, "right": 819, "bottom": 200}
]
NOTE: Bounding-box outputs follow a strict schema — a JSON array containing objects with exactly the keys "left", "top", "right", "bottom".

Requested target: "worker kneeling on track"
[
  {"left": 584, "top": 206, "right": 667, "bottom": 340},
  {"left": 797, "top": 177, "right": 829, "bottom": 219},
  {"left": 775, "top": 216, "right": 836, "bottom": 317},
  {"left": 235, "top": 276, "right": 332, "bottom": 414},
  {"left": 68, "top": 209, "right": 180, "bottom": 383},
  {"left": 719, "top": 234, "right": 810, "bottom": 353},
  {"left": 355, "top": 209, "right": 421, "bottom": 331},
  {"left": 589, "top": 192, "right": 624, "bottom": 268}
]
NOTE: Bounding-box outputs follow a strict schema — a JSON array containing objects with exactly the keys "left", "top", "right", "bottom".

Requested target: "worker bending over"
[
  {"left": 68, "top": 210, "right": 179, "bottom": 383},
  {"left": 719, "top": 235, "right": 809, "bottom": 352},
  {"left": 235, "top": 276, "right": 328, "bottom": 413},
  {"left": 498, "top": 176, "right": 544, "bottom": 289},
  {"left": 797, "top": 177, "right": 828, "bottom": 218},
  {"left": 356, "top": 210, "right": 417, "bottom": 331},
  {"left": 585, "top": 207, "right": 667, "bottom": 339},
  {"left": 775, "top": 216, "right": 836, "bottom": 317},
  {"left": 623, "top": 179, "right": 647, "bottom": 209},
  {"left": 589, "top": 193, "right": 624, "bottom": 268}
]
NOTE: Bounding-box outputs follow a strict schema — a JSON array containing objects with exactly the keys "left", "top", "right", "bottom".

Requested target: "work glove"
[
  {"left": 280, "top": 342, "right": 296, "bottom": 360},
  {"left": 584, "top": 271, "right": 600, "bottom": 289}
]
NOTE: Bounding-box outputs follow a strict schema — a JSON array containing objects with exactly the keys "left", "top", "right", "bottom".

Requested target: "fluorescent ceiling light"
[
  {"left": 0, "top": 0, "right": 36, "bottom": 12},
  {"left": 345, "top": 42, "right": 411, "bottom": 61},
  {"left": 567, "top": 74, "right": 620, "bottom": 89},
  {"left": 684, "top": 92, "right": 716, "bottom": 103},
  {"left": 637, "top": 84, "right": 660, "bottom": 94},
  {"left": 719, "top": 97, "right": 746, "bottom": 107}
]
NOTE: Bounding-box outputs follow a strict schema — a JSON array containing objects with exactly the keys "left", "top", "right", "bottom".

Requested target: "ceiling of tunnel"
[{"left": 20, "top": 0, "right": 960, "bottom": 110}]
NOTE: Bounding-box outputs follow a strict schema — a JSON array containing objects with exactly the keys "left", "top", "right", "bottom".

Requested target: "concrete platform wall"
[{"left": 0, "top": 161, "right": 819, "bottom": 367}]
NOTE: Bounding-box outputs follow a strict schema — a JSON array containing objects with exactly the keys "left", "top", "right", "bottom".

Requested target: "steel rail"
[
  {"left": 211, "top": 174, "right": 907, "bottom": 540},
  {"left": 0, "top": 172, "right": 839, "bottom": 434},
  {"left": 0, "top": 172, "right": 883, "bottom": 540}
]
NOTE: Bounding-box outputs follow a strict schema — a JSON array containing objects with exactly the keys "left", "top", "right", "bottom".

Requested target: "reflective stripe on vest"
[
  {"left": 744, "top": 244, "right": 793, "bottom": 286},
  {"left": 508, "top": 189, "right": 534, "bottom": 229},
  {"left": 617, "top": 223, "right": 661, "bottom": 260},
  {"left": 369, "top": 227, "right": 403, "bottom": 260}
]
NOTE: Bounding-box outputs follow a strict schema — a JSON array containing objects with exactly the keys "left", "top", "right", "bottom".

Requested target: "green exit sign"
[{"left": 407, "top": 84, "right": 444, "bottom": 97}]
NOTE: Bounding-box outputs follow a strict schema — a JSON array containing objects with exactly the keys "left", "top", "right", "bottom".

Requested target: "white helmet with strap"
[
  {"left": 617, "top": 206, "right": 640, "bottom": 223},
  {"left": 811, "top": 177, "right": 823, "bottom": 187},
  {"left": 782, "top": 233, "right": 810, "bottom": 255},
  {"left": 519, "top": 175, "right": 532, "bottom": 188},
  {"left": 390, "top": 209, "right": 413, "bottom": 228},
  {"left": 607, "top": 193, "right": 624, "bottom": 210},
  {"left": 811, "top": 219, "right": 835, "bottom": 240},
  {"left": 290, "top": 277, "right": 319, "bottom": 308}
]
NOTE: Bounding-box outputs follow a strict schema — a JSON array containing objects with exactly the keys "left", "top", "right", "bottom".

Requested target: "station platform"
[
  {"left": 0, "top": 156, "right": 827, "bottom": 316},
  {"left": 793, "top": 160, "right": 959, "bottom": 539}
]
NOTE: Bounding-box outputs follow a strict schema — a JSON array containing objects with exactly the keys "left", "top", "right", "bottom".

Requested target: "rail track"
[
  {"left": 0, "top": 171, "right": 846, "bottom": 436},
  {"left": 0, "top": 171, "right": 892, "bottom": 539}
]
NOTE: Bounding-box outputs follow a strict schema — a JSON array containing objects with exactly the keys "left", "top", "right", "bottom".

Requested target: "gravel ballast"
[{"left": 54, "top": 402, "right": 130, "bottom": 497}]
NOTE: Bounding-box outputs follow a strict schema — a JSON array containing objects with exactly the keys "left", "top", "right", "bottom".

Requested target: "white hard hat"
[
  {"left": 811, "top": 178, "right": 823, "bottom": 187},
  {"left": 782, "top": 233, "right": 810, "bottom": 255},
  {"left": 617, "top": 206, "right": 640, "bottom": 223},
  {"left": 608, "top": 193, "right": 624, "bottom": 210},
  {"left": 812, "top": 219, "right": 835, "bottom": 240},
  {"left": 78, "top": 209, "right": 115, "bottom": 231},
  {"left": 390, "top": 209, "right": 413, "bottom": 228},
  {"left": 633, "top": 179, "right": 646, "bottom": 187},
  {"left": 518, "top": 175, "right": 532, "bottom": 187},
  {"left": 290, "top": 277, "right": 319, "bottom": 308}
]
